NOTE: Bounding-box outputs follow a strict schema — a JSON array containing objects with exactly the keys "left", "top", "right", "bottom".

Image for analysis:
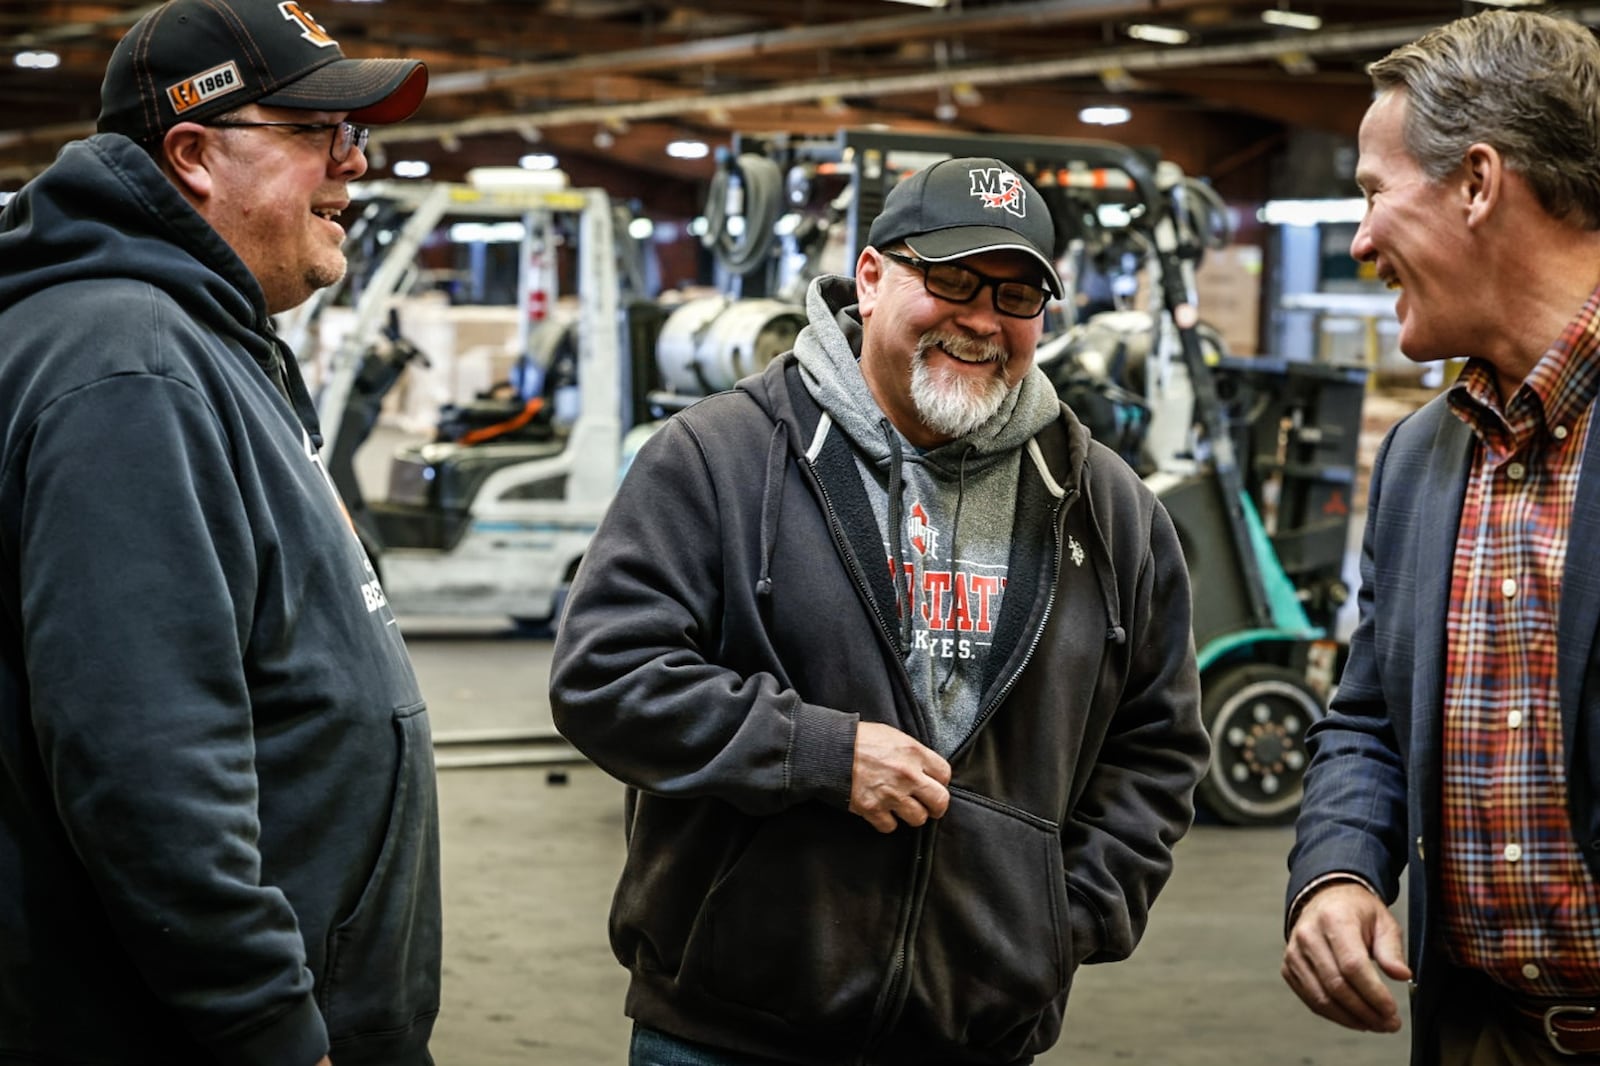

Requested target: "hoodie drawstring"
[
  {"left": 755, "top": 423, "right": 789, "bottom": 599},
  {"left": 937, "top": 445, "right": 974, "bottom": 694},
  {"left": 880, "top": 419, "right": 913, "bottom": 651},
  {"left": 1079, "top": 487, "right": 1127, "bottom": 646}
]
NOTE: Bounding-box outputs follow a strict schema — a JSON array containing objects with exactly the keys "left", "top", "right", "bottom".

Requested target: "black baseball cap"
[
  {"left": 867, "top": 156, "right": 1063, "bottom": 296},
  {"left": 98, "top": 0, "right": 428, "bottom": 142}
]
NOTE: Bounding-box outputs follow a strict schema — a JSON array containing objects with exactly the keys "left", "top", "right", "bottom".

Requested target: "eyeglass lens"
[
  {"left": 921, "top": 261, "right": 1046, "bottom": 317},
  {"left": 333, "top": 122, "right": 370, "bottom": 162}
]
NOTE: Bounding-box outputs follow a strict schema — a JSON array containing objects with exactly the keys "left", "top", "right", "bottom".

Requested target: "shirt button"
[
  {"left": 1509, "top": 710, "right": 1524, "bottom": 729},
  {"left": 1505, "top": 843, "right": 1523, "bottom": 862},
  {"left": 1507, "top": 462, "right": 1527, "bottom": 480},
  {"left": 1524, "top": 962, "right": 1542, "bottom": 980},
  {"left": 1503, "top": 578, "right": 1518, "bottom": 598},
  {"left": 1555, "top": 426, "right": 1570, "bottom": 440}
]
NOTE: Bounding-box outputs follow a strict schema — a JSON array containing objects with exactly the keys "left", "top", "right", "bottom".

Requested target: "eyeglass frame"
[
  {"left": 879, "top": 249, "right": 1051, "bottom": 320},
  {"left": 201, "top": 119, "right": 370, "bottom": 163}
]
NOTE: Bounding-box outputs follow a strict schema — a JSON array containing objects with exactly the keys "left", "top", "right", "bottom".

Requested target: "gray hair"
[{"left": 1369, "top": 9, "right": 1600, "bottom": 229}]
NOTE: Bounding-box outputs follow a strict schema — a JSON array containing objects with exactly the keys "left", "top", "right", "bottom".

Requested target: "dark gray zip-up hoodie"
[
  {"left": 552, "top": 275, "right": 1209, "bottom": 1065},
  {"left": 0, "top": 135, "right": 440, "bottom": 1066}
]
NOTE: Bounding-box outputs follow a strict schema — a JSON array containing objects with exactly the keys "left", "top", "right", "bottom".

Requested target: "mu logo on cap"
[
  {"left": 969, "top": 168, "right": 1027, "bottom": 220},
  {"left": 279, "top": 1, "right": 338, "bottom": 47}
]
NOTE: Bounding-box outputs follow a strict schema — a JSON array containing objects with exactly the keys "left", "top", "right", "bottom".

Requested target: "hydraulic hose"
[{"left": 702, "top": 153, "right": 784, "bottom": 276}]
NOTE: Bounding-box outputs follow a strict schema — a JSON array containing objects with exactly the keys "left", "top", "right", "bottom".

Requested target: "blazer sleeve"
[{"left": 1285, "top": 422, "right": 1412, "bottom": 920}]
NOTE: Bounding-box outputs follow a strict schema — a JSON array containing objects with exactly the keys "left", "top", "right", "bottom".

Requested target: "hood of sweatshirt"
[
  {"left": 0, "top": 134, "right": 320, "bottom": 437},
  {"left": 0, "top": 135, "right": 270, "bottom": 338}
]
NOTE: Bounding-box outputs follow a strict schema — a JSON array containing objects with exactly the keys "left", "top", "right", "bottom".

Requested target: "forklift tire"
[{"left": 1195, "top": 663, "right": 1324, "bottom": 826}]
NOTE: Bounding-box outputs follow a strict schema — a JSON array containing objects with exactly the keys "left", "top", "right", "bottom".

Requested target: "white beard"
[{"left": 909, "top": 331, "right": 1012, "bottom": 439}]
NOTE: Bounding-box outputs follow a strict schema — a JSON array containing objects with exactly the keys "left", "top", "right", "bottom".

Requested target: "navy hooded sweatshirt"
[{"left": 0, "top": 135, "right": 440, "bottom": 1066}]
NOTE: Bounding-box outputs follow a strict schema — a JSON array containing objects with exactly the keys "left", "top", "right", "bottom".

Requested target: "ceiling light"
[
  {"left": 593, "top": 128, "right": 615, "bottom": 149},
  {"left": 468, "top": 166, "right": 569, "bottom": 190},
  {"left": 627, "top": 217, "right": 655, "bottom": 240},
  {"left": 449, "top": 221, "right": 526, "bottom": 244},
  {"left": 1258, "top": 198, "right": 1366, "bottom": 227},
  {"left": 14, "top": 51, "right": 61, "bottom": 69},
  {"left": 952, "top": 82, "right": 983, "bottom": 107},
  {"left": 1126, "top": 24, "right": 1190, "bottom": 45},
  {"left": 392, "top": 160, "right": 431, "bottom": 179},
  {"left": 1261, "top": 8, "right": 1322, "bottom": 30},
  {"left": 1278, "top": 50, "right": 1318, "bottom": 75},
  {"left": 1079, "top": 106, "right": 1132, "bottom": 126},
  {"left": 666, "top": 140, "right": 710, "bottom": 160},
  {"left": 520, "top": 152, "right": 559, "bottom": 170}
]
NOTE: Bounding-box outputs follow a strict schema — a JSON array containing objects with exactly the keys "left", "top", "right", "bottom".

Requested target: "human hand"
[
  {"left": 848, "top": 722, "right": 951, "bottom": 833},
  {"left": 1282, "top": 882, "right": 1412, "bottom": 1033}
]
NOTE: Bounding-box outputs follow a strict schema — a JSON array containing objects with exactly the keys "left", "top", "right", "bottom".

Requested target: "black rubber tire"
[{"left": 1195, "top": 663, "right": 1324, "bottom": 826}]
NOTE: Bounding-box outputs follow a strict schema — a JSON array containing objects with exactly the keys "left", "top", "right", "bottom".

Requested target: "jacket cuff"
[
  {"left": 788, "top": 700, "right": 859, "bottom": 809},
  {"left": 206, "top": 993, "right": 328, "bottom": 1066},
  {"left": 1285, "top": 872, "right": 1381, "bottom": 939}
]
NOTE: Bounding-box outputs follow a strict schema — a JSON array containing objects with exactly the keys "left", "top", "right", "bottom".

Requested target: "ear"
[
  {"left": 160, "top": 123, "right": 216, "bottom": 202},
  {"left": 856, "top": 246, "right": 887, "bottom": 317},
  {"left": 1461, "top": 142, "right": 1502, "bottom": 230}
]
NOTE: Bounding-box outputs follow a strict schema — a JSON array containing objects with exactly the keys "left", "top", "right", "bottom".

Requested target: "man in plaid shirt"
[{"left": 1284, "top": 9, "right": 1600, "bottom": 1065}]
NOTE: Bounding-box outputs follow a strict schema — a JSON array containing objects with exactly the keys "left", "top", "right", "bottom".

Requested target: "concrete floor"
[{"left": 407, "top": 624, "right": 1413, "bottom": 1066}]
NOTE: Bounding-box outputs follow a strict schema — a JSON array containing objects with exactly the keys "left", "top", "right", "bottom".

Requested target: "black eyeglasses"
[
  {"left": 881, "top": 250, "right": 1050, "bottom": 319},
  {"left": 203, "top": 119, "right": 370, "bottom": 163}
]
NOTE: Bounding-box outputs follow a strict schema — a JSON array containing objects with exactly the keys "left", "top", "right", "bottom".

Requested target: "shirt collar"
[{"left": 1449, "top": 280, "right": 1600, "bottom": 444}]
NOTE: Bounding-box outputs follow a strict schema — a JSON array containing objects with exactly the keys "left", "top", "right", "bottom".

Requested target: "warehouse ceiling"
[{"left": 1, "top": 0, "right": 1592, "bottom": 211}]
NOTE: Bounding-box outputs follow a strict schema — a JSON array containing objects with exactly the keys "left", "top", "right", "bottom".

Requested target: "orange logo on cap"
[
  {"left": 167, "top": 60, "right": 244, "bottom": 113},
  {"left": 278, "top": 2, "right": 338, "bottom": 47}
]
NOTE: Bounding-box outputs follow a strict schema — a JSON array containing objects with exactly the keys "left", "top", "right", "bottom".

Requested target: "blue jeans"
[
  {"left": 630, "top": 1024, "right": 789, "bottom": 1066},
  {"left": 629, "top": 1023, "right": 1034, "bottom": 1065}
]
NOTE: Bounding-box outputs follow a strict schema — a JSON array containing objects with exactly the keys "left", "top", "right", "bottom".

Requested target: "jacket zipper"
[
  {"left": 855, "top": 492, "right": 1075, "bottom": 1062},
  {"left": 798, "top": 456, "right": 936, "bottom": 1063},
  {"left": 805, "top": 456, "right": 1079, "bottom": 1060}
]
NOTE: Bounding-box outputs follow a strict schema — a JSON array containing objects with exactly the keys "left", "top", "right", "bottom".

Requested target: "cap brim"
[
  {"left": 906, "top": 226, "right": 1064, "bottom": 297},
  {"left": 257, "top": 58, "right": 428, "bottom": 125}
]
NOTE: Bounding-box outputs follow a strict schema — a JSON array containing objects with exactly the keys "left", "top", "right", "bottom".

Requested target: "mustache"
[{"left": 915, "top": 330, "right": 1008, "bottom": 366}]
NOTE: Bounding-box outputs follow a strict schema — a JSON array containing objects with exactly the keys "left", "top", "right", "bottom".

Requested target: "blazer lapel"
[
  {"left": 1558, "top": 419, "right": 1600, "bottom": 767},
  {"left": 1410, "top": 408, "right": 1472, "bottom": 825}
]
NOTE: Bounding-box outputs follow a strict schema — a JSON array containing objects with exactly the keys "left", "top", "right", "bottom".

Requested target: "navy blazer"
[{"left": 1286, "top": 389, "right": 1600, "bottom": 1064}]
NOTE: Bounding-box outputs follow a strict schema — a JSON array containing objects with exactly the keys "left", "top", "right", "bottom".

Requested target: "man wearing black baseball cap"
[
  {"left": 550, "top": 155, "right": 1206, "bottom": 1064},
  {"left": 0, "top": 4, "right": 438, "bottom": 1066}
]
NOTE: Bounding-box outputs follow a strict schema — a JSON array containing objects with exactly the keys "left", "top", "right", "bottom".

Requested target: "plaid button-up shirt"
[{"left": 1438, "top": 284, "right": 1600, "bottom": 996}]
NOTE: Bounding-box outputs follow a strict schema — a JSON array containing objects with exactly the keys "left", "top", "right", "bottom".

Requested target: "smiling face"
[
  {"left": 1351, "top": 90, "right": 1479, "bottom": 363},
  {"left": 856, "top": 245, "right": 1045, "bottom": 448},
  {"left": 195, "top": 106, "right": 368, "bottom": 314}
]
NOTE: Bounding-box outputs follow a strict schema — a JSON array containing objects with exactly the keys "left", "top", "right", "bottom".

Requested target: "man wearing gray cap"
[
  {"left": 551, "top": 155, "right": 1208, "bottom": 1065},
  {"left": 0, "top": 3, "right": 436, "bottom": 1065}
]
